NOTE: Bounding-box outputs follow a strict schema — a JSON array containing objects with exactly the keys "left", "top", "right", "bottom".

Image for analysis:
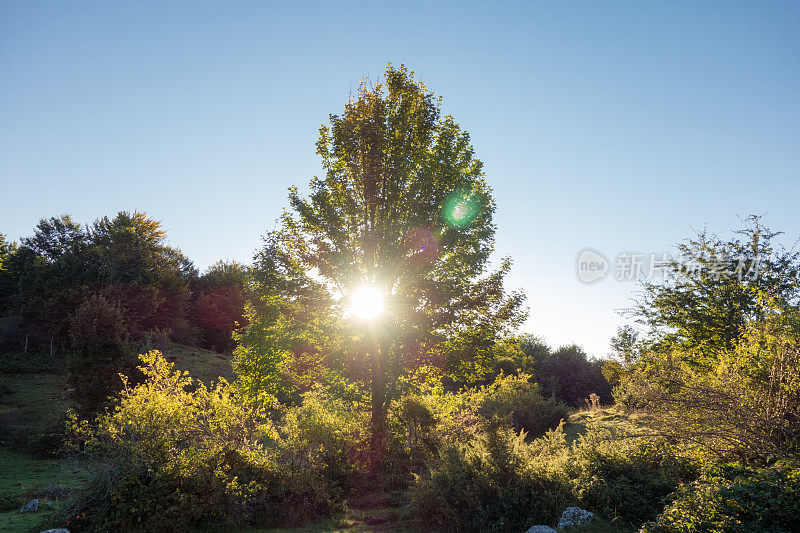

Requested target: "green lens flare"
[{"left": 442, "top": 191, "right": 482, "bottom": 228}]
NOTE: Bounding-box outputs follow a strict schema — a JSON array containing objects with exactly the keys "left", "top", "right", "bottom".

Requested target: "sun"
[{"left": 350, "top": 286, "right": 384, "bottom": 320}]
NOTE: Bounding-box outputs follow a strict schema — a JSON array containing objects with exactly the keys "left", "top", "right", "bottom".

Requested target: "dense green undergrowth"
[
  {"left": 410, "top": 423, "right": 699, "bottom": 531},
  {"left": 3, "top": 345, "right": 799, "bottom": 532},
  {"left": 643, "top": 463, "right": 800, "bottom": 532}
]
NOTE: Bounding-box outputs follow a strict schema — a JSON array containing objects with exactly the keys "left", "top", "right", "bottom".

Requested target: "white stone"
[
  {"left": 525, "top": 526, "right": 557, "bottom": 533},
  {"left": 19, "top": 498, "right": 38, "bottom": 513},
  {"left": 558, "top": 506, "right": 594, "bottom": 528}
]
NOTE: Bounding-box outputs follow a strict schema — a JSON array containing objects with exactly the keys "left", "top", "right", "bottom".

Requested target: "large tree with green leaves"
[
  {"left": 235, "top": 65, "right": 525, "bottom": 459},
  {"left": 88, "top": 211, "right": 197, "bottom": 337},
  {"left": 6, "top": 215, "right": 89, "bottom": 353}
]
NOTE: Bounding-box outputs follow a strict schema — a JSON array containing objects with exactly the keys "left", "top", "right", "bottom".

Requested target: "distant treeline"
[{"left": 0, "top": 212, "right": 246, "bottom": 358}]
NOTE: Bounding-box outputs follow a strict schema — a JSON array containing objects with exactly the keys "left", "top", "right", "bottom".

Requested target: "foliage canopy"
[{"left": 235, "top": 65, "right": 526, "bottom": 449}]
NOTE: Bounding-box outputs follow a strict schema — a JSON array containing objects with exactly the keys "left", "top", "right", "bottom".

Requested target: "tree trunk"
[{"left": 369, "top": 338, "right": 388, "bottom": 476}]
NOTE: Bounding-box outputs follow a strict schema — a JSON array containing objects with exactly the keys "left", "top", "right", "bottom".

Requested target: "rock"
[
  {"left": 19, "top": 498, "right": 38, "bottom": 513},
  {"left": 39, "top": 529, "right": 71, "bottom": 533},
  {"left": 558, "top": 506, "right": 594, "bottom": 528},
  {"left": 525, "top": 526, "right": 557, "bottom": 533}
]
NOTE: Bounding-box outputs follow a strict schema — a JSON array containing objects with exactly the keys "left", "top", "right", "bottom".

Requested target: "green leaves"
[
  {"left": 630, "top": 215, "right": 800, "bottom": 365},
  {"left": 237, "top": 64, "right": 526, "bottom": 407}
]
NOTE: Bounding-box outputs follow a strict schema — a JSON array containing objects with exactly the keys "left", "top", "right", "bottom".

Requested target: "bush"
[
  {"left": 625, "top": 311, "right": 800, "bottom": 463},
  {"left": 382, "top": 373, "right": 568, "bottom": 489},
  {"left": 385, "top": 384, "right": 481, "bottom": 484},
  {"left": 644, "top": 463, "right": 800, "bottom": 532},
  {"left": 563, "top": 434, "right": 698, "bottom": 527},
  {"left": 386, "top": 395, "right": 440, "bottom": 479},
  {"left": 382, "top": 373, "right": 568, "bottom": 491},
  {"left": 410, "top": 425, "right": 571, "bottom": 532},
  {"left": 410, "top": 423, "right": 699, "bottom": 531},
  {"left": 280, "top": 386, "right": 369, "bottom": 494},
  {"left": 478, "top": 373, "right": 569, "bottom": 438},
  {"left": 57, "top": 351, "right": 340, "bottom": 532}
]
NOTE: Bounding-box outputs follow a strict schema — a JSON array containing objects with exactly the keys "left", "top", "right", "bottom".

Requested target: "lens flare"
[
  {"left": 350, "top": 286, "right": 384, "bottom": 320},
  {"left": 442, "top": 190, "right": 482, "bottom": 228}
]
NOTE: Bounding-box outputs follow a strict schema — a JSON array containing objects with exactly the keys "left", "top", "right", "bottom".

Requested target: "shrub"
[
  {"left": 57, "top": 351, "right": 340, "bottom": 532},
  {"left": 644, "top": 463, "right": 800, "bottom": 532},
  {"left": 386, "top": 384, "right": 481, "bottom": 481},
  {"left": 478, "top": 373, "right": 569, "bottom": 438},
  {"left": 386, "top": 395, "right": 440, "bottom": 482},
  {"left": 625, "top": 311, "right": 800, "bottom": 463},
  {"left": 564, "top": 434, "right": 698, "bottom": 527},
  {"left": 410, "top": 423, "right": 699, "bottom": 531},
  {"left": 383, "top": 373, "right": 568, "bottom": 490},
  {"left": 280, "top": 386, "right": 369, "bottom": 494},
  {"left": 410, "top": 424, "right": 571, "bottom": 532}
]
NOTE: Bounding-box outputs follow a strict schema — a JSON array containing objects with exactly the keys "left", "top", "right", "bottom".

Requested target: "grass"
[
  {"left": 0, "top": 447, "right": 86, "bottom": 532},
  {"left": 239, "top": 508, "right": 413, "bottom": 533},
  {"left": 0, "top": 344, "right": 234, "bottom": 532},
  {"left": 163, "top": 343, "right": 235, "bottom": 384},
  {"left": 561, "top": 519, "right": 634, "bottom": 533},
  {"left": 244, "top": 491, "right": 412, "bottom": 533},
  {"left": 0, "top": 373, "right": 73, "bottom": 448},
  {"left": 563, "top": 407, "right": 641, "bottom": 444},
  {"left": 0, "top": 344, "right": 231, "bottom": 447}
]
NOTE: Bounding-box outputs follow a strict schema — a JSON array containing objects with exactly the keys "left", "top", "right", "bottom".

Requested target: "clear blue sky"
[{"left": 2, "top": 1, "right": 799, "bottom": 357}]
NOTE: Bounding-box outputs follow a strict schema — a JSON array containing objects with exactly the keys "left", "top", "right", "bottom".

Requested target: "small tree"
[
  {"left": 69, "top": 294, "right": 132, "bottom": 413},
  {"left": 236, "top": 65, "right": 525, "bottom": 463},
  {"left": 629, "top": 216, "right": 800, "bottom": 368}
]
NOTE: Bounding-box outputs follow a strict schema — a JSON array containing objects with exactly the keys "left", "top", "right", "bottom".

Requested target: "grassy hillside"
[
  {"left": 160, "top": 343, "right": 235, "bottom": 384},
  {"left": 0, "top": 344, "right": 233, "bottom": 532},
  {"left": 0, "top": 344, "right": 231, "bottom": 444}
]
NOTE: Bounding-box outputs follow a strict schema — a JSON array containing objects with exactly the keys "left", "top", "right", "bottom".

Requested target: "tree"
[
  {"left": 0, "top": 232, "right": 16, "bottom": 307},
  {"left": 625, "top": 304, "right": 800, "bottom": 462},
  {"left": 69, "top": 293, "right": 132, "bottom": 413},
  {"left": 629, "top": 216, "right": 800, "bottom": 368},
  {"left": 236, "top": 65, "right": 525, "bottom": 462},
  {"left": 10, "top": 216, "right": 89, "bottom": 353},
  {"left": 88, "top": 211, "right": 196, "bottom": 338},
  {"left": 0, "top": 233, "right": 22, "bottom": 347},
  {"left": 620, "top": 219, "right": 800, "bottom": 459},
  {"left": 21, "top": 215, "right": 87, "bottom": 262},
  {"left": 492, "top": 335, "right": 613, "bottom": 406},
  {"left": 609, "top": 325, "right": 643, "bottom": 366},
  {"left": 192, "top": 260, "right": 249, "bottom": 352},
  {"left": 0, "top": 232, "right": 15, "bottom": 270},
  {"left": 1, "top": 212, "right": 197, "bottom": 359}
]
